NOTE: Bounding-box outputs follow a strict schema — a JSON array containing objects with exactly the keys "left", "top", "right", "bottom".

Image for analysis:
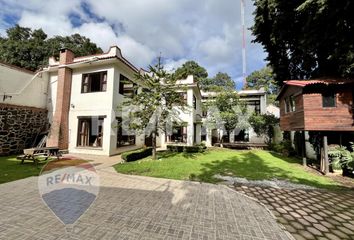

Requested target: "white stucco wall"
[
  {"left": 68, "top": 64, "right": 115, "bottom": 155},
  {"left": 304, "top": 131, "right": 317, "bottom": 160},
  {"left": 47, "top": 61, "right": 144, "bottom": 156},
  {"left": 47, "top": 73, "right": 58, "bottom": 123},
  {"left": 0, "top": 63, "right": 48, "bottom": 109},
  {"left": 111, "top": 63, "right": 144, "bottom": 155},
  {"left": 160, "top": 76, "right": 203, "bottom": 147}
]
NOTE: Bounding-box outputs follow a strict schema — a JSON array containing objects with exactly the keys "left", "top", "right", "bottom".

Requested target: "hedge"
[
  {"left": 122, "top": 148, "right": 153, "bottom": 162},
  {"left": 167, "top": 144, "right": 205, "bottom": 153}
]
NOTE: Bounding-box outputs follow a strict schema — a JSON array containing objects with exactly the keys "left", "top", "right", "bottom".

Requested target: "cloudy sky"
[{"left": 0, "top": 0, "right": 267, "bottom": 89}]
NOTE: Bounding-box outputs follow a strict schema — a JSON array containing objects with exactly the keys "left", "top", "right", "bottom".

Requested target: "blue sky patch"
[
  {"left": 68, "top": 12, "right": 83, "bottom": 27},
  {"left": 80, "top": 2, "right": 105, "bottom": 23},
  {"left": 3, "top": 14, "right": 20, "bottom": 26}
]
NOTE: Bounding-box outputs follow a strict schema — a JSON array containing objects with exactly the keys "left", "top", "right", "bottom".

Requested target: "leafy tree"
[
  {"left": 252, "top": 0, "right": 354, "bottom": 85},
  {"left": 122, "top": 60, "right": 187, "bottom": 159},
  {"left": 245, "top": 66, "right": 278, "bottom": 105},
  {"left": 0, "top": 25, "right": 102, "bottom": 71},
  {"left": 46, "top": 34, "right": 103, "bottom": 61},
  {"left": 200, "top": 72, "right": 235, "bottom": 91},
  {"left": 205, "top": 92, "right": 247, "bottom": 143},
  {"left": 248, "top": 113, "right": 279, "bottom": 143},
  {"left": 174, "top": 60, "right": 208, "bottom": 82},
  {"left": 245, "top": 67, "right": 277, "bottom": 93}
]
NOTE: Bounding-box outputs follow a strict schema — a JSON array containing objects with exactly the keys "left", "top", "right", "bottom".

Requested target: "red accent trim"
[{"left": 284, "top": 79, "right": 354, "bottom": 87}]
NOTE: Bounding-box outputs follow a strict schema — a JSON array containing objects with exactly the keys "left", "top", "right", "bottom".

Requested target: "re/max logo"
[{"left": 46, "top": 173, "right": 93, "bottom": 186}]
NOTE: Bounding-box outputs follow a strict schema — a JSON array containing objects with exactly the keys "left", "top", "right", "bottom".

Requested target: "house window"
[
  {"left": 119, "top": 74, "right": 136, "bottom": 98},
  {"left": 81, "top": 71, "right": 107, "bottom": 93},
  {"left": 201, "top": 126, "right": 207, "bottom": 141},
  {"left": 179, "top": 92, "right": 188, "bottom": 104},
  {"left": 322, "top": 91, "right": 336, "bottom": 108},
  {"left": 77, "top": 116, "right": 104, "bottom": 147},
  {"left": 167, "top": 125, "right": 187, "bottom": 143},
  {"left": 285, "top": 95, "right": 296, "bottom": 113},
  {"left": 247, "top": 100, "right": 261, "bottom": 114},
  {"left": 234, "top": 129, "right": 249, "bottom": 142},
  {"left": 193, "top": 95, "right": 197, "bottom": 109},
  {"left": 117, "top": 117, "right": 136, "bottom": 147}
]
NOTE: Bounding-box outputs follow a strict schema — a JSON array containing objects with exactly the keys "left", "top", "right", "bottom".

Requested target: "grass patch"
[
  {"left": 0, "top": 155, "right": 45, "bottom": 184},
  {"left": 0, "top": 156, "right": 92, "bottom": 184},
  {"left": 115, "top": 148, "right": 344, "bottom": 190}
]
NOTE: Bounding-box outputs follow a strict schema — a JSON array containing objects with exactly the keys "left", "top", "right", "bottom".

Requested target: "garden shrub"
[
  {"left": 122, "top": 148, "right": 153, "bottom": 162},
  {"left": 167, "top": 145, "right": 205, "bottom": 153},
  {"left": 167, "top": 145, "right": 184, "bottom": 152},
  {"left": 328, "top": 144, "right": 354, "bottom": 176},
  {"left": 184, "top": 146, "right": 202, "bottom": 153},
  {"left": 269, "top": 140, "right": 296, "bottom": 156}
]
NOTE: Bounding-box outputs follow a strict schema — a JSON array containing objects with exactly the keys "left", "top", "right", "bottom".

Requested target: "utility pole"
[{"left": 241, "top": 0, "right": 246, "bottom": 88}]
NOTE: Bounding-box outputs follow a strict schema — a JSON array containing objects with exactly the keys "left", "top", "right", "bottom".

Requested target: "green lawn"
[
  {"left": 114, "top": 148, "right": 343, "bottom": 189},
  {"left": 0, "top": 155, "right": 45, "bottom": 184}
]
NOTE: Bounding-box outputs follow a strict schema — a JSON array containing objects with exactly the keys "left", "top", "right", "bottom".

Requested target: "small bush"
[
  {"left": 184, "top": 146, "right": 202, "bottom": 153},
  {"left": 167, "top": 145, "right": 184, "bottom": 152},
  {"left": 328, "top": 145, "right": 354, "bottom": 175},
  {"left": 167, "top": 145, "right": 205, "bottom": 153},
  {"left": 269, "top": 140, "right": 296, "bottom": 156},
  {"left": 122, "top": 148, "right": 153, "bottom": 162}
]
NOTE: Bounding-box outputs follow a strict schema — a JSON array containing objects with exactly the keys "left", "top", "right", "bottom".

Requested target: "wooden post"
[
  {"left": 323, "top": 135, "right": 329, "bottom": 174},
  {"left": 302, "top": 131, "right": 307, "bottom": 166}
]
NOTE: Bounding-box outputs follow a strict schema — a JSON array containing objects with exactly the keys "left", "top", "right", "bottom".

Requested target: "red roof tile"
[{"left": 284, "top": 79, "right": 354, "bottom": 87}]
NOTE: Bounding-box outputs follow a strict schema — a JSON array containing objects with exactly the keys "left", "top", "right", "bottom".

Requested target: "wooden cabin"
[
  {"left": 277, "top": 79, "right": 354, "bottom": 132},
  {"left": 277, "top": 79, "right": 354, "bottom": 174}
]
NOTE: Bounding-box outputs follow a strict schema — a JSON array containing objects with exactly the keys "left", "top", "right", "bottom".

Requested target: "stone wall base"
[{"left": 0, "top": 104, "right": 48, "bottom": 156}]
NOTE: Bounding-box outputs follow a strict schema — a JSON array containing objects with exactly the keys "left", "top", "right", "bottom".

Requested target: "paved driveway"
[
  {"left": 0, "top": 167, "right": 291, "bottom": 240},
  {"left": 234, "top": 185, "right": 354, "bottom": 240}
]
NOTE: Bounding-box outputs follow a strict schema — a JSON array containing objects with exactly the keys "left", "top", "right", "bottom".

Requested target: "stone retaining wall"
[{"left": 0, "top": 104, "right": 48, "bottom": 156}]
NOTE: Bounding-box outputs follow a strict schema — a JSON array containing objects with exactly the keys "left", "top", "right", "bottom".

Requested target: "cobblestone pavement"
[
  {"left": 0, "top": 168, "right": 292, "bottom": 240},
  {"left": 233, "top": 185, "right": 354, "bottom": 240}
]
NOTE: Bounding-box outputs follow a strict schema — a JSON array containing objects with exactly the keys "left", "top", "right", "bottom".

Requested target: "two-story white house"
[
  {"left": 200, "top": 88, "right": 269, "bottom": 147},
  {"left": 44, "top": 46, "right": 202, "bottom": 156},
  {"left": 158, "top": 76, "right": 203, "bottom": 147}
]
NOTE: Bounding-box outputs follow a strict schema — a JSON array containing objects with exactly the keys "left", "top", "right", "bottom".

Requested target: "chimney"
[
  {"left": 59, "top": 48, "right": 75, "bottom": 65},
  {"left": 47, "top": 48, "right": 74, "bottom": 149}
]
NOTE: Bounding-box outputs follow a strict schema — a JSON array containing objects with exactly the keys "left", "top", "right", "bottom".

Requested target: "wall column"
[
  {"left": 323, "top": 135, "right": 329, "bottom": 174},
  {"left": 47, "top": 48, "right": 74, "bottom": 149}
]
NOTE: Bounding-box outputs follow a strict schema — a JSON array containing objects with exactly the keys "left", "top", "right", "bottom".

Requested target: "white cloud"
[
  {"left": 164, "top": 58, "right": 189, "bottom": 73},
  {"left": 0, "top": 0, "right": 268, "bottom": 89},
  {"left": 18, "top": 11, "right": 73, "bottom": 36},
  {"left": 115, "top": 35, "right": 155, "bottom": 67}
]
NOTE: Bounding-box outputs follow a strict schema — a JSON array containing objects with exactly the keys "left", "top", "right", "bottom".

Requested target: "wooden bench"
[{"left": 17, "top": 147, "right": 61, "bottom": 165}]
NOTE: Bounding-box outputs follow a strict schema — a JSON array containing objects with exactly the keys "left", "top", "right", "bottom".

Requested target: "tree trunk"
[
  {"left": 152, "top": 130, "right": 157, "bottom": 160},
  {"left": 152, "top": 115, "right": 158, "bottom": 160}
]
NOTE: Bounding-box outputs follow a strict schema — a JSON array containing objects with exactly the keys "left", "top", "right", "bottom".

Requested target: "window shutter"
[
  {"left": 102, "top": 73, "right": 107, "bottom": 91},
  {"left": 82, "top": 75, "right": 89, "bottom": 93}
]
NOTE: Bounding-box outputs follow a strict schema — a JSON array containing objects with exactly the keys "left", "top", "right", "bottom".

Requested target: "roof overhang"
[{"left": 276, "top": 79, "right": 354, "bottom": 100}]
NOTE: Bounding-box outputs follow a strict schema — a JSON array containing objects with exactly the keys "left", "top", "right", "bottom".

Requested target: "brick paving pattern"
[
  {"left": 234, "top": 185, "right": 354, "bottom": 240},
  {"left": 0, "top": 168, "right": 291, "bottom": 240}
]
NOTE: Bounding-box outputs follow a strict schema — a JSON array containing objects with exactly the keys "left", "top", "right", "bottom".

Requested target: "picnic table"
[{"left": 17, "top": 147, "right": 61, "bottom": 165}]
